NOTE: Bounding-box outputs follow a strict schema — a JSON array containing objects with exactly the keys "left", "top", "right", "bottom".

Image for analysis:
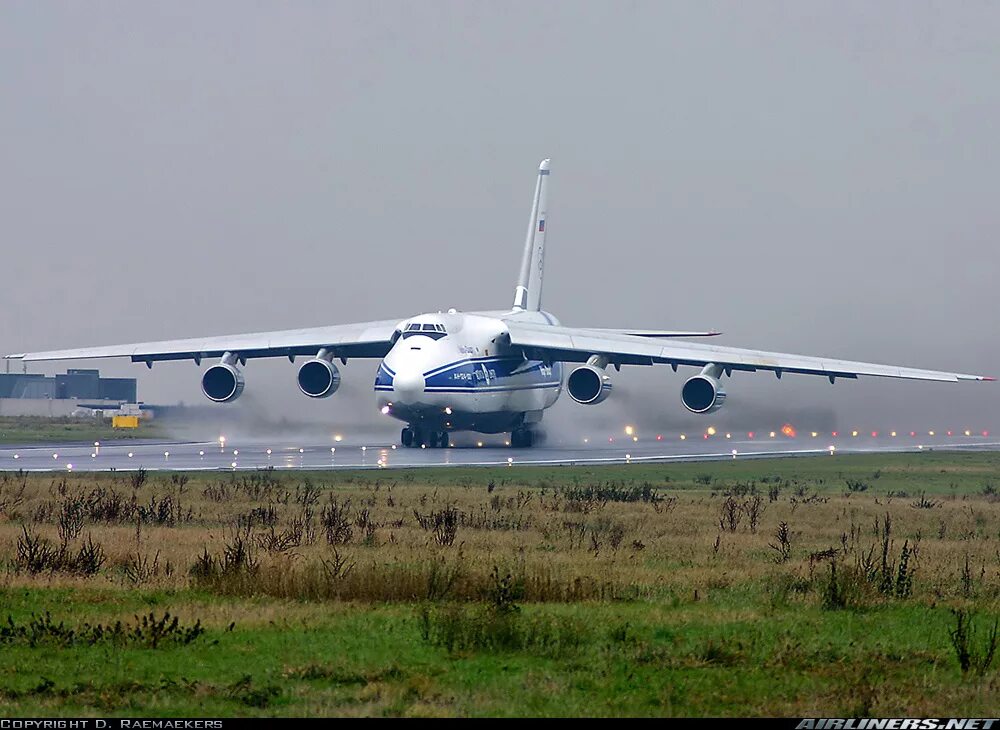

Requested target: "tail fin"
[{"left": 512, "top": 158, "right": 550, "bottom": 311}]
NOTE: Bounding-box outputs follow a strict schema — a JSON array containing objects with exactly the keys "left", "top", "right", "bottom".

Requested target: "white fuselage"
[{"left": 374, "top": 310, "right": 563, "bottom": 434}]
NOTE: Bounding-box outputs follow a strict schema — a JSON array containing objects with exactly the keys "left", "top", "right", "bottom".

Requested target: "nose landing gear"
[{"left": 401, "top": 426, "right": 449, "bottom": 448}]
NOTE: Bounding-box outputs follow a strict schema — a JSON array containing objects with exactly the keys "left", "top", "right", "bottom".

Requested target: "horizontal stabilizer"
[{"left": 592, "top": 329, "right": 722, "bottom": 339}]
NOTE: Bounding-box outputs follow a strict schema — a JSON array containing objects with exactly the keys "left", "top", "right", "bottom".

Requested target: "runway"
[{"left": 1, "top": 431, "right": 998, "bottom": 472}]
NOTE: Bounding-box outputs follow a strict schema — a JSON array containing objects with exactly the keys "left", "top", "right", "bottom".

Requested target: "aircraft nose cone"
[{"left": 392, "top": 369, "right": 425, "bottom": 403}]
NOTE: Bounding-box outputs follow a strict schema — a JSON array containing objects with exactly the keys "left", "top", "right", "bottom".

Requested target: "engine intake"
[
  {"left": 201, "top": 363, "right": 245, "bottom": 403},
  {"left": 681, "top": 374, "right": 726, "bottom": 414},
  {"left": 297, "top": 358, "right": 341, "bottom": 398},
  {"left": 568, "top": 365, "right": 611, "bottom": 405}
]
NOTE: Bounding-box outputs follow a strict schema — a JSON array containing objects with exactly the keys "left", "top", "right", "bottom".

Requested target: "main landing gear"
[
  {"left": 401, "top": 426, "right": 449, "bottom": 448},
  {"left": 510, "top": 427, "right": 534, "bottom": 448}
]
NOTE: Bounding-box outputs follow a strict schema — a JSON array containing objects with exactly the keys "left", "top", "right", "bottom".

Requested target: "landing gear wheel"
[
  {"left": 511, "top": 428, "right": 534, "bottom": 448},
  {"left": 401, "top": 427, "right": 414, "bottom": 448},
  {"left": 430, "top": 431, "right": 449, "bottom": 448}
]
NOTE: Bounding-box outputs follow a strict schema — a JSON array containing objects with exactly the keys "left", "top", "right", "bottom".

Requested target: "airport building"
[
  {"left": 0, "top": 369, "right": 136, "bottom": 402},
  {"left": 0, "top": 368, "right": 138, "bottom": 417}
]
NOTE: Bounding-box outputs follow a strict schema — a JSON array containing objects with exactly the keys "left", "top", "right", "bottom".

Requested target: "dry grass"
[{"left": 0, "top": 458, "right": 998, "bottom": 610}]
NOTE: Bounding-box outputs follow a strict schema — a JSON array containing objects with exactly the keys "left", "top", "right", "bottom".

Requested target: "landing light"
[
  {"left": 53, "top": 453, "right": 58, "bottom": 459},
  {"left": 67, "top": 464, "right": 73, "bottom": 470},
  {"left": 680, "top": 434, "right": 686, "bottom": 441},
  {"left": 164, "top": 452, "right": 169, "bottom": 457},
  {"left": 811, "top": 432, "right": 818, "bottom": 438},
  {"left": 266, "top": 449, "right": 272, "bottom": 455},
  {"left": 299, "top": 448, "right": 304, "bottom": 454},
  {"left": 477, "top": 441, "right": 483, "bottom": 447},
  {"left": 129, "top": 452, "right": 135, "bottom": 458},
  {"left": 769, "top": 432, "right": 776, "bottom": 439},
  {"left": 583, "top": 438, "right": 589, "bottom": 444},
  {"left": 381, "top": 406, "right": 390, "bottom": 415},
  {"left": 197, "top": 451, "right": 203, "bottom": 457},
  {"left": 725, "top": 433, "right": 731, "bottom": 439},
  {"left": 331, "top": 447, "right": 336, "bottom": 454},
  {"left": 965, "top": 430, "right": 972, "bottom": 437},
  {"left": 233, "top": 450, "right": 238, "bottom": 456},
  {"left": 706, "top": 426, "right": 717, "bottom": 436},
  {"left": 624, "top": 425, "right": 634, "bottom": 436},
  {"left": 445, "top": 407, "right": 453, "bottom": 415},
  {"left": 12, "top": 454, "right": 18, "bottom": 460},
  {"left": 507, "top": 457, "right": 513, "bottom": 466},
  {"left": 362, "top": 446, "right": 367, "bottom": 452},
  {"left": 852, "top": 431, "right": 858, "bottom": 437},
  {"left": 94, "top": 442, "right": 100, "bottom": 447},
  {"left": 632, "top": 436, "right": 638, "bottom": 442},
  {"left": 891, "top": 432, "right": 897, "bottom": 437},
  {"left": 231, "top": 461, "right": 237, "bottom": 468},
  {"left": 91, "top": 453, "right": 96, "bottom": 458},
  {"left": 334, "top": 435, "right": 343, "bottom": 442},
  {"left": 929, "top": 431, "right": 935, "bottom": 436}
]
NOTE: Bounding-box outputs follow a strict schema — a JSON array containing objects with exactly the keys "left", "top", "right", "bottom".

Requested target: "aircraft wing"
[
  {"left": 504, "top": 322, "right": 994, "bottom": 383},
  {"left": 6, "top": 318, "right": 402, "bottom": 364}
]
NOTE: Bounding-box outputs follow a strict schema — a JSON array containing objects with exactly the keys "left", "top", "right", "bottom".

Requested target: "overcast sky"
[{"left": 1, "top": 1, "right": 997, "bottom": 436}]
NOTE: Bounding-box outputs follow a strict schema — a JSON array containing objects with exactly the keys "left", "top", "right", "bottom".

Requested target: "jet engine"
[
  {"left": 297, "top": 358, "right": 341, "bottom": 399},
  {"left": 681, "top": 372, "right": 727, "bottom": 414},
  {"left": 567, "top": 364, "right": 611, "bottom": 405},
  {"left": 201, "top": 362, "right": 245, "bottom": 403}
]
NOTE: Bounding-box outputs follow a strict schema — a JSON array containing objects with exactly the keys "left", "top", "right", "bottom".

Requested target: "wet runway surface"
[{"left": 1, "top": 432, "right": 998, "bottom": 472}]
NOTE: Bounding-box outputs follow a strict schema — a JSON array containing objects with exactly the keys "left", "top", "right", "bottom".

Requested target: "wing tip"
[{"left": 983, "top": 376, "right": 996, "bottom": 382}]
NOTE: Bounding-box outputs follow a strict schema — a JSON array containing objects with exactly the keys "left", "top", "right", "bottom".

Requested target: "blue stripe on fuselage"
[{"left": 424, "top": 357, "right": 561, "bottom": 390}]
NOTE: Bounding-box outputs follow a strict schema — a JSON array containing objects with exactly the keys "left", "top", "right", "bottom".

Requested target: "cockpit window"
[{"left": 401, "top": 322, "right": 447, "bottom": 340}]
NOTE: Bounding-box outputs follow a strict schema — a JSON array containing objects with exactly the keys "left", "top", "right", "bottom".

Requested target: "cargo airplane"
[{"left": 6, "top": 160, "right": 993, "bottom": 447}]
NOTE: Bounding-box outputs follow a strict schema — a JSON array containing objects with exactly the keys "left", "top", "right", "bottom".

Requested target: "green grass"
[
  {"left": 0, "top": 588, "right": 996, "bottom": 716},
  {"left": 0, "top": 416, "right": 162, "bottom": 445}
]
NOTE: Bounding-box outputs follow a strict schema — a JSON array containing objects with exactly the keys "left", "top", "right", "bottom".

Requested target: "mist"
[{"left": 1, "top": 2, "right": 996, "bottom": 443}]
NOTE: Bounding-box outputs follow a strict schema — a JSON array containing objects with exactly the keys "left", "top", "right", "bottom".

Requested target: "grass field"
[
  {"left": 0, "top": 416, "right": 162, "bottom": 445},
  {"left": 1, "top": 451, "right": 999, "bottom": 716}
]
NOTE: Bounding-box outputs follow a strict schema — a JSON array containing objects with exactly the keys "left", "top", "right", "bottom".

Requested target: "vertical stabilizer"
[{"left": 512, "top": 158, "right": 550, "bottom": 311}]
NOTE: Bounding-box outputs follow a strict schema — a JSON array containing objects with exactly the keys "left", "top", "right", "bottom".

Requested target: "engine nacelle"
[
  {"left": 567, "top": 365, "right": 611, "bottom": 405},
  {"left": 201, "top": 363, "right": 245, "bottom": 403},
  {"left": 297, "top": 358, "right": 341, "bottom": 398},
  {"left": 681, "top": 374, "right": 726, "bottom": 414}
]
